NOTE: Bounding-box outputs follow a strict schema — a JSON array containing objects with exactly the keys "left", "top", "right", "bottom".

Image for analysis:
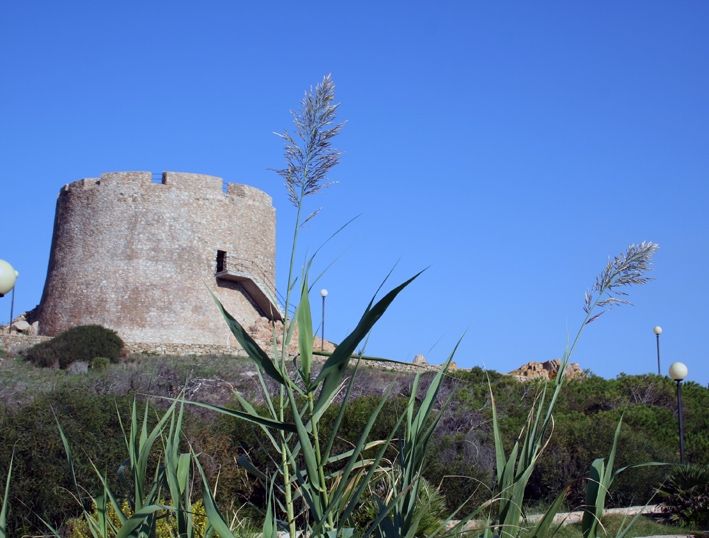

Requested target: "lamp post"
[
  {"left": 320, "top": 288, "right": 328, "bottom": 352},
  {"left": 653, "top": 326, "right": 663, "bottom": 375},
  {"left": 668, "top": 361, "right": 688, "bottom": 464},
  {"left": 0, "top": 260, "right": 18, "bottom": 326}
]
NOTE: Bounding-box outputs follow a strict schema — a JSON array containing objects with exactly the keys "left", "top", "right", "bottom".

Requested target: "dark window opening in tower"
[{"left": 216, "top": 250, "right": 227, "bottom": 273}]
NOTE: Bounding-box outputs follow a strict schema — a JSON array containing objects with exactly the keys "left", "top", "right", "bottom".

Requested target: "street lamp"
[
  {"left": 668, "top": 361, "right": 688, "bottom": 464},
  {"left": 0, "top": 260, "right": 18, "bottom": 326},
  {"left": 653, "top": 326, "right": 663, "bottom": 375},
  {"left": 320, "top": 288, "right": 328, "bottom": 352}
]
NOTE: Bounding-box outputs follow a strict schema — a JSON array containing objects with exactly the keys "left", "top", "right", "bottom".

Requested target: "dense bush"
[
  {"left": 445, "top": 371, "right": 709, "bottom": 510},
  {"left": 0, "top": 388, "right": 141, "bottom": 534},
  {"left": 25, "top": 325, "right": 124, "bottom": 368}
]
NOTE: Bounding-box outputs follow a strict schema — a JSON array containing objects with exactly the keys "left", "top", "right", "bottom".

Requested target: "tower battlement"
[{"left": 61, "top": 171, "right": 272, "bottom": 207}]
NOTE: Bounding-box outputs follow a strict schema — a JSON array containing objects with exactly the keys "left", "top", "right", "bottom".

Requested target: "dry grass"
[{"left": 0, "top": 352, "right": 421, "bottom": 410}]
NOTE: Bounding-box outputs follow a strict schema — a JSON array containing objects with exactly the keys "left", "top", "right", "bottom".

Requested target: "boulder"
[
  {"left": 66, "top": 361, "right": 89, "bottom": 375},
  {"left": 11, "top": 320, "right": 31, "bottom": 334},
  {"left": 413, "top": 354, "right": 428, "bottom": 366},
  {"left": 248, "top": 317, "right": 337, "bottom": 355},
  {"left": 509, "top": 359, "right": 584, "bottom": 381},
  {"left": 248, "top": 317, "right": 299, "bottom": 355},
  {"left": 313, "top": 337, "right": 336, "bottom": 353}
]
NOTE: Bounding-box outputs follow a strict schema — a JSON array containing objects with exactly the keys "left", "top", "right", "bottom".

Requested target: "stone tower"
[{"left": 37, "top": 171, "right": 281, "bottom": 348}]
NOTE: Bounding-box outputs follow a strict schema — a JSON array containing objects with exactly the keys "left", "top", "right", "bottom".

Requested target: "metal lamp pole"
[
  {"left": 10, "top": 285, "right": 16, "bottom": 325},
  {"left": 653, "top": 326, "right": 663, "bottom": 375},
  {"left": 320, "top": 288, "right": 328, "bottom": 352},
  {"left": 669, "top": 361, "right": 688, "bottom": 464}
]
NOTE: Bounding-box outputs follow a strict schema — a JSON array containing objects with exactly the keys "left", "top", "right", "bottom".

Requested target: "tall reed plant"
[
  {"left": 194, "top": 74, "right": 416, "bottom": 536},
  {"left": 198, "top": 74, "right": 661, "bottom": 538},
  {"left": 442, "top": 242, "right": 658, "bottom": 538}
]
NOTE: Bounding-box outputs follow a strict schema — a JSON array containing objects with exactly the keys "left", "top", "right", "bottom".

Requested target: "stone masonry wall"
[{"left": 36, "top": 171, "right": 276, "bottom": 347}]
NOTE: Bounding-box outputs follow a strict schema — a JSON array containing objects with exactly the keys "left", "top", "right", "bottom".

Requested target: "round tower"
[{"left": 37, "top": 171, "right": 279, "bottom": 347}]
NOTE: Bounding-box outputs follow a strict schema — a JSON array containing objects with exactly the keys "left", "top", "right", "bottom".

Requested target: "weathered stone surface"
[
  {"left": 509, "top": 359, "right": 585, "bottom": 381},
  {"left": 36, "top": 172, "right": 277, "bottom": 348},
  {"left": 66, "top": 361, "right": 89, "bottom": 374}
]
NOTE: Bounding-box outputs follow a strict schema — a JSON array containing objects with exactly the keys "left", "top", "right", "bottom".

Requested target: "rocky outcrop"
[
  {"left": 2, "top": 312, "right": 39, "bottom": 336},
  {"left": 313, "top": 337, "right": 336, "bottom": 354},
  {"left": 509, "top": 359, "right": 584, "bottom": 381},
  {"left": 247, "top": 317, "right": 336, "bottom": 355},
  {"left": 412, "top": 353, "right": 428, "bottom": 366}
]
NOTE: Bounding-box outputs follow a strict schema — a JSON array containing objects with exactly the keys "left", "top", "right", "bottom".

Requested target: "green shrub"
[
  {"left": 25, "top": 325, "right": 123, "bottom": 369},
  {"left": 657, "top": 464, "right": 709, "bottom": 528},
  {"left": 0, "top": 388, "right": 144, "bottom": 535},
  {"left": 425, "top": 431, "right": 495, "bottom": 513},
  {"left": 66, "top": 499, "right": 211, "bottom": 538},
  {"left": 89, "top": 356, "right": 110, "bottom": 370},
  {"left": 188, "top": 415, "right": 257, "bottom": 509}
]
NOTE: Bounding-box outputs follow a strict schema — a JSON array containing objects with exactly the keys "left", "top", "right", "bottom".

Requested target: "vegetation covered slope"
[{"left": 0, "top": 354, "right": 706, "bottom": 534}]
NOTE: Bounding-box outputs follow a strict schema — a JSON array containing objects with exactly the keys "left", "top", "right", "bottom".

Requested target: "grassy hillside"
[{"left": 0, "top": 353, "right": 706, "bottom": 534}]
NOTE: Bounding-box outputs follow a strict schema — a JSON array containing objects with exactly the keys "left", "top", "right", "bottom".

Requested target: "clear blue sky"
[{"left": 1, "top": 2, "right": 707, "bottom": 384}]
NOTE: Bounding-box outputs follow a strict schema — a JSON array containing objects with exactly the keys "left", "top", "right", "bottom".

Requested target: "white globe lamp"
[
  {"left": 653, "top": 325, "right": 663, "bottom": 375},
  {"left": 0, "top": 260, "right": 17, "bottom": 297},
  {"left": 668, "top": 361, "right": 688, "bottom": 381}
]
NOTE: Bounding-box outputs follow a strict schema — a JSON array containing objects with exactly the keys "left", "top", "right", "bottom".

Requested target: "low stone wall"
[
  {"left": 124, "top": 341, "right": 245, "bottom": 356},
  {"left": 0, "top": 333, "right": 51, "bottom": 355},
  {"left": 0, "top": 331, "right": 244, "bottom": 358},
  {"left": 354, "top": 357, "right": 442, "bottom": 374},
  {"left": 0, "top": 331, "right": 449, "bottom": 374}
]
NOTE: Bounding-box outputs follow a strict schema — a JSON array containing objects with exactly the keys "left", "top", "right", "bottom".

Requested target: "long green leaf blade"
[
  {"left": 296, "top": 276, "right": 314, "bottom": 384},
  {"left": 210, "top": 289, "right": 286, "bottom": 385},
  {"left": 314, "top": 271, "right": 423, "bottom": 414},
  {"left": 194, "top": 450, "right": 237, "bottom": 538},
  {"left": 489, "top": 380, "right": 507, "bottom": 485},
  {"left": 529, "top": 487, "right": 568, "bottom": 538},
  {"left": 0, "top": 451, "right": 12, "bottom": 538},
  {"left": 173, "top": 397, "right": 297, "bottom": 433}
]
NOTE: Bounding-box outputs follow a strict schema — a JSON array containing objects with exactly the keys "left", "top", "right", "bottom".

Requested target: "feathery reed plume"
[
  {"left": 275, "top": 74, "right": 343, "bottom": 207},
  {"left": 583, "top": 241, "right": 659, "bottom": 324}
]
